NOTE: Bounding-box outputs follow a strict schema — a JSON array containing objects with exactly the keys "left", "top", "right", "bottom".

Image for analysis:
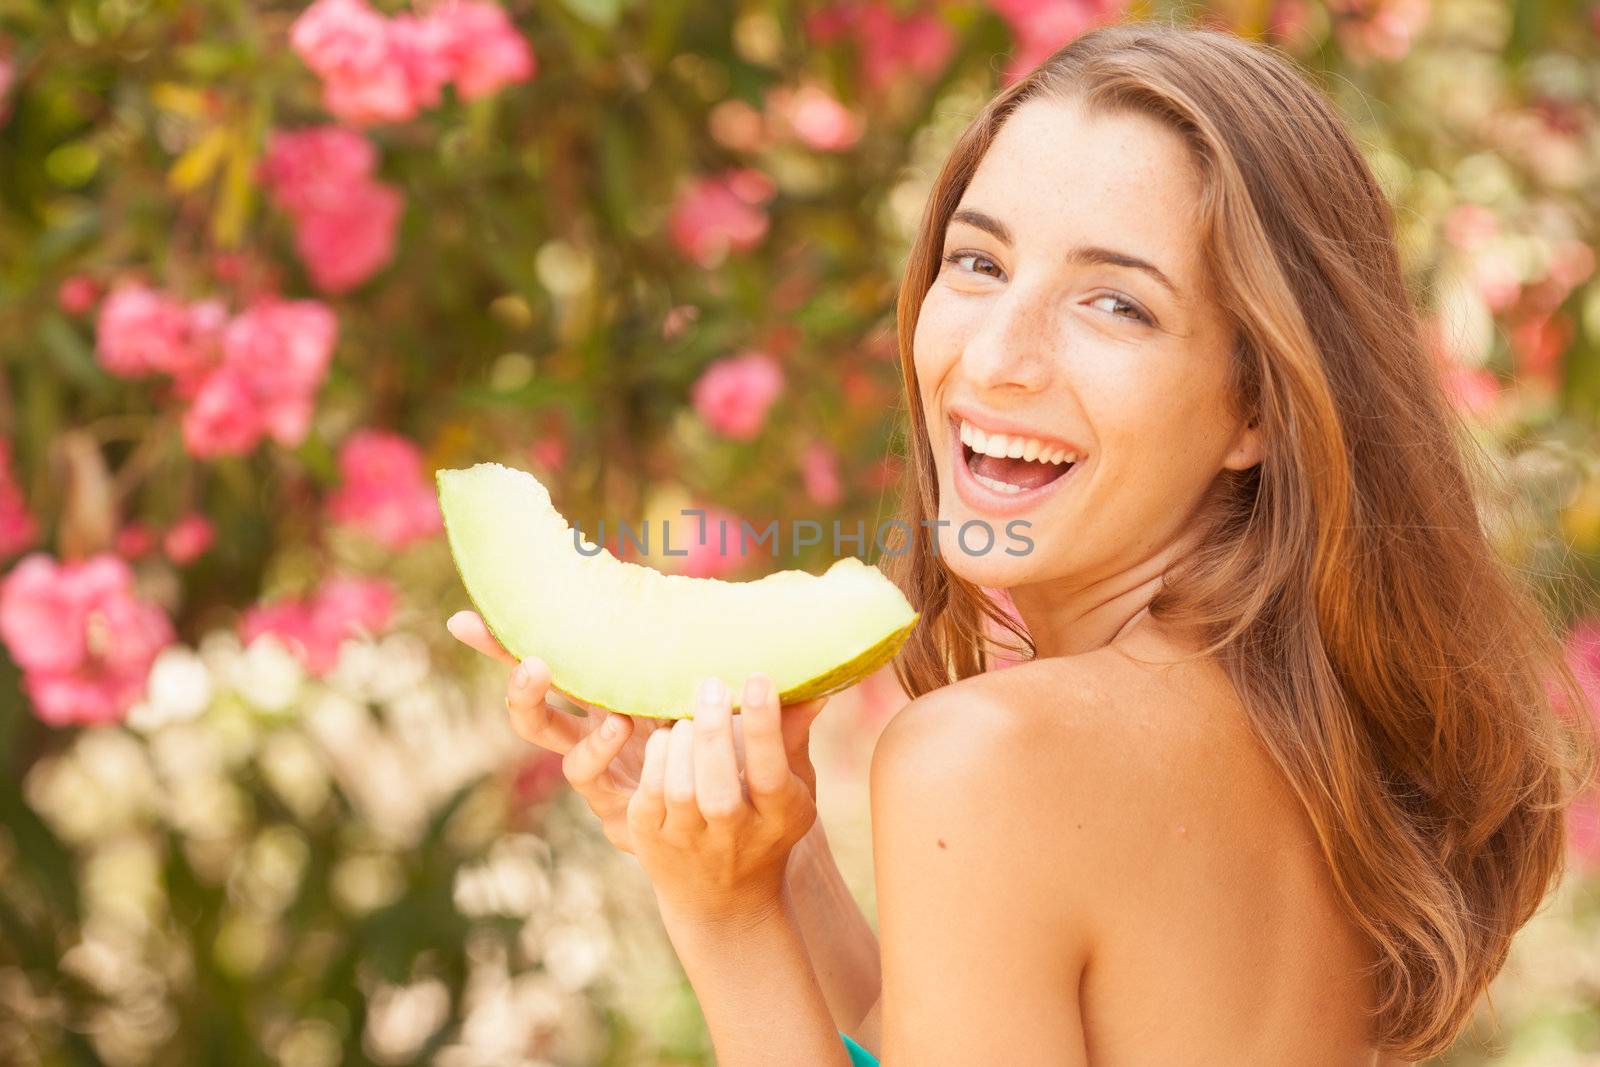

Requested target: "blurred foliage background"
[{"left": 1, "top": 0, "right": 1599, "bottom": 1064}]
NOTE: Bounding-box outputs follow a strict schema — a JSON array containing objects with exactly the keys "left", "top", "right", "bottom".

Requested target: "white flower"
[
  {"left": 127, "top": 645, "right": 213, "bottom": 732},
  {"left": 231, "top": 635, "right": 305, "bottom": 713},
  {"left": 362, "top": 978, "right": 450, "bottom": 1065}
]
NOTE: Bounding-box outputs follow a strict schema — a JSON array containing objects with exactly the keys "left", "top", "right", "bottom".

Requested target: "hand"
[
  {"left": 447, "top": 609, "right": 663, "bottom": 852},
  {"left": 447, "top": 610, "right": 828, "bottom": 855},
  {"left": 628, "top": 673, "right": 828, "bottom": 927}
]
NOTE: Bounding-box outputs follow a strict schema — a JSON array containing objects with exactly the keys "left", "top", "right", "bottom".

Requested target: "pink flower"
[
  {"left": 0, "top": 553, "right": 174, "bottom": 726},
  {"left": 181, "top": 300, "right": 338, "bottom": 458},
  {"left": 388, "top": 13, "right": 457, "bottom": 110},
  {"left": 320, "top": 68, "right": 417, "bottom": 126},
  {"left": 1571, "top": 798, "right": 1600, "bottom": 869},
  {"left": 681, "top": 506, "right": 749, "bottom": 579},
  {"left": 0, "top": 42, "right": 13, "bottom": 128},
  {"left": 225, "top": 300, "right": 338, "bottom": 440},
  {"left": 1268, "top": 0, "right": 1316, "bottom": 49},
  {"left": 95, "top": 284, "right": 197, "bottom": 379},
  {"left": 767, "top": 85, "right": 863, "bottom": 152},
  {"left": 527, "top": 432, "right": 567, "bottom": 472},
  {"left": 115, "top": 522, "right": 157, "bottom": 560},
  {"left": 0, "top": 440, "right": 37, "bottom": 559},
  {"left": 240, "top": 576, "right": 395, "bottom": 676},
  {"left": 291, "top": 0, "right": 419, "bottom": 124},
  {"left": 1439, "top": 364, "right": 1502, "bottom": 419},
  {"left": 327, "top": 430, "right": 443, "bottom": 549},
  {"left": 988, "top": 0, "right": 1130, "bottom": 79},
  {"left": 429, "top": 0, "right": 536, "bottom": 102},
  {"left": 293, "top": 179, "right": 404, "bottom": 293},
  {"left": 1329, "top": 0, "right": 1430, "bottom": 63},
  {"left": 512, "top": 749, "right": 566, "bottom": 807},
  {"left": 290, "top": 0, "right": 534, "bottom": 125},
  {"left": 314, "top": 576, "right": 395, "bottom": 635},
  {"left": 1511, "top": 312, "right": 1572, "bottom": 387},
  {"left": 813, "top": 3, "right": 953, "bottom": 91},
  {"left": 1443, "top": 203, "right": 1498, "bottom": 250},
  {"left": 801, "top": 443, "right": 843, "bottom": 507},
  {"left": 1548, "top": 239, "right": 1596, "bottom": 294},
  {"left": 163, "top": 513, "right": 215, "bottom": 565},
  {"left": 668, "top": 169, "right": 776, "bottom": 269},
  {"left": 661, "top": 304, "right": 700, "bottom": 341},
  {"left": 260, "top": 126, "right": 378, "bottom": 215},
  {"left": 57, "top": 275, "right": 100, "bottom": 316},
  {"left": 691, "top": 351, "right": 785, "bottom": 440},
  {"left": 804, "top": 7, "right": 856, "bottom": 44},
  {"left": 182, "top": 368, "right": 267, "bottom": 458},
  {"left": 262, "top": 126, "right": 403, "bottom": 293},
  {"left": 1471, "top": 245, "right": 1522, "bottom": 312}
]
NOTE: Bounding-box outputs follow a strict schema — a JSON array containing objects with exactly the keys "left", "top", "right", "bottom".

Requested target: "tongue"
[{"left": 972, "top": 452, "right": 1068, "bottom": 491}]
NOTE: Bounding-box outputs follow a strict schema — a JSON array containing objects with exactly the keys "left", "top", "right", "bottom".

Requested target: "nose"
[{"left": 958, "top": 282, "right": 1056, "bottom": 395}]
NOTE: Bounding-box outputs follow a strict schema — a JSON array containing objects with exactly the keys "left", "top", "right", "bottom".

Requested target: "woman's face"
[{"left": 913, "top": 95, "right": 1261, "bottom": 592}]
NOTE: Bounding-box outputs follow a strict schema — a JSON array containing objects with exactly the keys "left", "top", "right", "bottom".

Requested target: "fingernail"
[
  {"left": 699, "top": 676, "right": 726, "bottom": 707},
  {"left": 602, "top": 714, "right": 622, "bottom": 738},
  {"left": 743, "top": 674, "right": 770, "bottom": 707},
  {"left": 512, "top": 663, "right": 528, "bottom": 689}
]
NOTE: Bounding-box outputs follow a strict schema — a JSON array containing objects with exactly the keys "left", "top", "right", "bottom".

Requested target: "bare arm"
[
  {"left": 869, "top": 688, "right": 1092, "bottom": 1065},
  {"left": 658, "top": 890, "right": 853, "bottom": 1067},
  {"left": 785, "top": 818, "right": 883, "bottom": 1033}
]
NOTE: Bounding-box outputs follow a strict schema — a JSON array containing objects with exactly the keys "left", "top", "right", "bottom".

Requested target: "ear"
[{"left": 1221, "top": 415, "right": 1264, "bottom": 471}]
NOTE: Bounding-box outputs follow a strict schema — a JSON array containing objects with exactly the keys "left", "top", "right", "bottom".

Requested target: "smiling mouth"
[
  {"left": 964, "top": 445, "right": 1075, "bottom": 494},
  {"left": 956, "top": 417, "right": 1080, "bottom": 495}
]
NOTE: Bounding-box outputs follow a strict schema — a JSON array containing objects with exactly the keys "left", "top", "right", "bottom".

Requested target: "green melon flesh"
[{"left": 437, "top": 463, "right": 919, "bottom": 718}]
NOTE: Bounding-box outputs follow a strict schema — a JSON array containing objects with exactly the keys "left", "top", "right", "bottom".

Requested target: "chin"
[{"left": 933, "top": 523, "right": 1049, "bottom": 590}]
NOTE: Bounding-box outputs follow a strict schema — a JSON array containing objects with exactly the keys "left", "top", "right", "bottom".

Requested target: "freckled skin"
[
  {"left": 914, "top": 98, "right": 1259, "bottom": 624},
  {"left": 865, "top": 97, "right": 1411, "bottom": 1065}
]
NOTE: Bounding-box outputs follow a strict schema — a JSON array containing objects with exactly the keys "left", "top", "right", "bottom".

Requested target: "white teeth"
[
  {"left": 957, "top": 419, "right": 1077, "bottom": 466},
  {"left": 973, "top": 473, "right": 1025, "bottom": 494}
]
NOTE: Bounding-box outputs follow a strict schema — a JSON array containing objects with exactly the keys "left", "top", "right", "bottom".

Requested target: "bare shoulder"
[
  {"left": 871, "top": 627, "right": 1380, "bottom": 1060},
  {"left": 871, "top": 623, "right": 1308, "bottom": 912}
]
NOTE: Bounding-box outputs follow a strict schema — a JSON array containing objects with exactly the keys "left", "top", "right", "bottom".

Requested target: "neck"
[{"left": 1008, "top": 526, "right": 1200, "bottom": 658}]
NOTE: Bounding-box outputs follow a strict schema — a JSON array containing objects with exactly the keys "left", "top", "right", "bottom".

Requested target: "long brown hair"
[{"left": 885, "top": 20, "right": 1594, "bottom": 1059}]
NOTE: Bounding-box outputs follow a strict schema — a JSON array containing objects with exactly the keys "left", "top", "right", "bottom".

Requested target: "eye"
[
  {"left": 1089, "top": 292, "right": 1153, "bottom": 326},
  {"left": 934, "top": 251, "right": 998, "bottom": 279}
]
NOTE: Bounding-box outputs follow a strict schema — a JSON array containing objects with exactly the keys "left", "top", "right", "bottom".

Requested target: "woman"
[{"left": 449, "top": 20, "right": 1592, "bottom": 1065}]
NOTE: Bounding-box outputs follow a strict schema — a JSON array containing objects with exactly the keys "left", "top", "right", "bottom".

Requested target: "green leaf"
[
  {"left": 168, "top": 126, "right": 231, "bottom": 193},
  {"left": 558, "top": 0, "right": 629, "bottom": 30},
  {"left": 38, "top": 313, "right": 105, "bottom": 389}
]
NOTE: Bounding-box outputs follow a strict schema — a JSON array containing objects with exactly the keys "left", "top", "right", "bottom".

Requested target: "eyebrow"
[{"left": 948, "top": 207, "right": 1182, "bottom": 297}]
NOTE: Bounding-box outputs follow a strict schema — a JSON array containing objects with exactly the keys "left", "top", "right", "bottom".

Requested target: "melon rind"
[{"left": 437, "top": 463, "right": 919, "bottom": 719}]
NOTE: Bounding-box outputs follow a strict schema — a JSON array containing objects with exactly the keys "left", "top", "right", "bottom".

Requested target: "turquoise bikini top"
[{"left": 841, "top": 1031, "right": 878, "bottom": 1066}]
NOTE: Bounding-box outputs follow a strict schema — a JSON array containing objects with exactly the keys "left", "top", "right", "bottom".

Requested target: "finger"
[
  {"left": 781, "top": 696, "right": 829, "bottom": 762},
  {"left": 628, "top": 728, "right": 670, "bottom": 834},
  {"left": 562, "top": 712, "right": 634, "bottom": 802},
  {"left": 662, "top": 717, "right": 705, "bottom": 833},
  {"left": 740, "top": 673, "right": 791, "bottom": 807},
  {"left": 446, "top": 611, "right": 517, "bottom": 665},
  {"left": 505, "top": 657, "right": 582, "bottom": 755},
  {"left": 693, "top": 678, "right": 743, "bottom": 822},
  {"left": 543, "top": 682, "right": 610, "bottom": 721}
]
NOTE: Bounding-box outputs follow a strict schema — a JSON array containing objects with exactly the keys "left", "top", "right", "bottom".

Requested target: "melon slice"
[{"left": 437, "top": 463, "right": 918, "bottom": 718}]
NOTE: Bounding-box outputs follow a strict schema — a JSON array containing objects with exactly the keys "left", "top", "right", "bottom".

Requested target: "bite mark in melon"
[{"left": 437, "top": 463, "right": 919, "bottom": 719}]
